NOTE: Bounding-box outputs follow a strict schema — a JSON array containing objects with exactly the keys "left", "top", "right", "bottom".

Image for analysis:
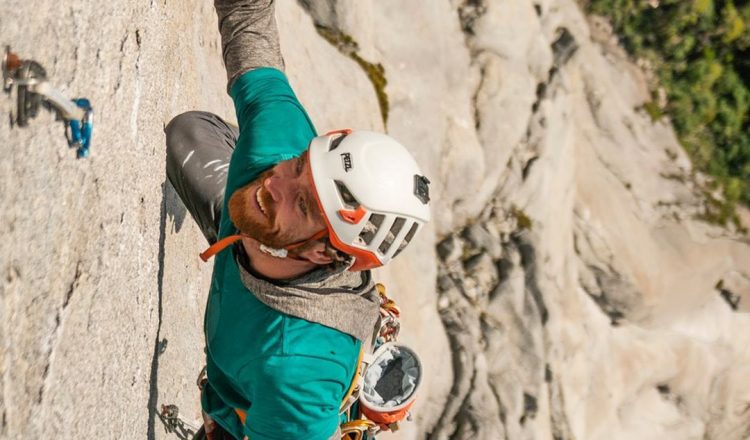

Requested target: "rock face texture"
[{"left": 2, "top": 1, "right": 749, "bottom": 440}]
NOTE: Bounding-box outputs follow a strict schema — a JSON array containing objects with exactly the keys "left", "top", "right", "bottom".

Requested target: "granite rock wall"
[{"left": 1, "top": 1, "right": 749, "bottom": 439}]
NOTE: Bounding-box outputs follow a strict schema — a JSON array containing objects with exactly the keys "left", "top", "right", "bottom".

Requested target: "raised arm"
[{"left": 214, "top": 0, "right": 285, "bottom": 93}]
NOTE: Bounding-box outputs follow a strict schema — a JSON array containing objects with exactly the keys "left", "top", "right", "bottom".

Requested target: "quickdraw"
[{"left": 2, "top": 46, "right": 94, "bottom": 158}]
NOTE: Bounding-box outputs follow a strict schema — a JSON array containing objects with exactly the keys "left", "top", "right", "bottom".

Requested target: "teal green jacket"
[{"left": 201, "top": 68, "right": 361, "bottom": 440}]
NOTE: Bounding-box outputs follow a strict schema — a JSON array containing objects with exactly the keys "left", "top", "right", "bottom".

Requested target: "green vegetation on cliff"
[{"left": 587, "top": 0, "right": 750, "bottom": 227}]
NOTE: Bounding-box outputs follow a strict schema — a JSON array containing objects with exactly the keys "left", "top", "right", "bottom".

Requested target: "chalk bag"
[{"left": 360, "top": 342, "right": 422, "bottom": 426}]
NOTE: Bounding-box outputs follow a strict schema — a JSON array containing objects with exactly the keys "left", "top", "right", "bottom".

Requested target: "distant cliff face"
[
  {"left": 291, "top": 1, "right": 750, "bottom": 439},
  {"left": 1, "top": 1, "right": 749, "bottom": 439}
]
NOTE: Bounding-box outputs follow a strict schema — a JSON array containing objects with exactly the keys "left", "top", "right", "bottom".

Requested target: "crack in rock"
[
  {"left": 35, "top": 260, "right": 85, "bottom": 406},
  {"left": 456, "top": 0, "right": 488, "bottom": 39},
  {"left": 547, "top": 364, "right": 574, "bottom": 440},
  {"left": 514, "top": 234, "right": 549, "bottom": 326},
  {"left": 519, "top": 392, "right": 538, "bottom": 425},
  {"left": 716, "top": 279, "right": 741, "bottom": 311},
  {"left": 63, "top": 261, "right": 82, "bottom": 309},
  {"left": 432, "top": 202, "right": 568, "bottom": 438},
  {"left": 585, "top": 266, "right": 643, "bottom": 325},
  {"left": 429, "top": 279, "right": 480, "bottom": 438},
  {"left": 293, "top": 3, "right": 390, "bottom": 126}
]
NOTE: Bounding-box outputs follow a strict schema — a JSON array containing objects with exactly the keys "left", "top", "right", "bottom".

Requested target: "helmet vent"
[
  {"left": 359, "top": 213, "right": 385, "bottom": 245},
  {"left": 378, "top": 217, "right": 406, "bottom": 255},
  {"left": 329, "top": 133, "right": 348, "bottom": 151},
  {"left": 393, "top": 223, "right": 419, "bottom": 258},
  {"left": 335, "top": 180, "right": 359, "bottom": 209}
]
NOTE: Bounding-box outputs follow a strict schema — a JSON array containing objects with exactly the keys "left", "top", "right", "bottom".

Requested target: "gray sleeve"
[{"left": 214, "top": 0, "right": 285, "bottom": 93}]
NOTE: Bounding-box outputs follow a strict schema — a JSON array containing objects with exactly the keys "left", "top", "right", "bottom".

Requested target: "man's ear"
[{"left": 298, "top": 240, "right": 333, "bottom": 265}]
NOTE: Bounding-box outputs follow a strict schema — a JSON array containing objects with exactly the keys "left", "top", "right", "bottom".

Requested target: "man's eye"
[
  {"left": 296, "top": 159, "right": 304, "bottom": 176},
  {"left": 298, "top": 198, "right": 308, "bottom": 216}
]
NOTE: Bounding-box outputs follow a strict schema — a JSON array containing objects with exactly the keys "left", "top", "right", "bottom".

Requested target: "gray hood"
[{"left": 236, "top": 254, "right": 381, "bottom": 344}]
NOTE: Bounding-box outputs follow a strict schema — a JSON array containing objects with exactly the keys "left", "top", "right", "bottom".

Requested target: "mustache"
[
  {"left": 229, "top": 183, "right": 273, "bottom": 229},
  {"left": 257, "top": 184, "right": 276, "bottom": 220},
  {"left": 228, "top": 169, "right": 293, "bottom": 249}
]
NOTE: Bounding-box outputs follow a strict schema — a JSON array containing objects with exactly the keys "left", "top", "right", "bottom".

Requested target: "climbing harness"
[{"left": 2, "top": 46, "right": 94, "bottom": 158}]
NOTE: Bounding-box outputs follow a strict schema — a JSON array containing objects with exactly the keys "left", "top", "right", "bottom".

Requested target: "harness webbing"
[{"left": 340, "top": 347, "right": 365, "bottom": 413}]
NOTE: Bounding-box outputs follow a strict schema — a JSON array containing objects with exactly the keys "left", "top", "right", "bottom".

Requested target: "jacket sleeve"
[
  {"left": 214, "top": 0, "right": 285, "bottom": 93},
  {"left": 239, "top": 354, "right": 349, "bottom": 440}
]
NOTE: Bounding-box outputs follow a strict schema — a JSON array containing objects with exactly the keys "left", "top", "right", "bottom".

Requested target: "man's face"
[{"left": 228, "top": 153, "right": 326, "bottom": 249}]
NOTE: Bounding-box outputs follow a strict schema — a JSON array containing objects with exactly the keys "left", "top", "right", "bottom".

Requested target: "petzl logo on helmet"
[
  {"left": 341, "top": 153, "right": 353, "bottom": 172},
  {"left": 414, "top": 175, "right": 430, "bottom": 204}
]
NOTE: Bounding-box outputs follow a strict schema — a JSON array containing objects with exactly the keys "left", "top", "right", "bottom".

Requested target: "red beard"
[{"left": 227, "top": 169, "right": 295, "bottom": 248}]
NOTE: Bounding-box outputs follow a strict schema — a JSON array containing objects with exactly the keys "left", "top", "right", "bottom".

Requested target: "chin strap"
[
  {"left": 199, "top": 235, "right": 244, "bottom": 262},
  {"left": 199, "top": 229, "right": 329, "bottom": 262}
]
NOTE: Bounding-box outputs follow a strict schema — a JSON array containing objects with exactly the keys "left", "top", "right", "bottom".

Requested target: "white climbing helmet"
[{"left": 307, "top": 129, "right": 431, "bottom": 271}]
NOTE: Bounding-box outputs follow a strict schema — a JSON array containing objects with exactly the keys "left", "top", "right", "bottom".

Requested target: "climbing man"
[{"left": 165, "top": 0, "right": 430, "bottom": 439}]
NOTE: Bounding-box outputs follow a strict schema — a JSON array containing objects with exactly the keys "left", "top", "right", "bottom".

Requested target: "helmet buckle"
[{"left": 338, "top": 206, "right": 367, "bottom": 224}]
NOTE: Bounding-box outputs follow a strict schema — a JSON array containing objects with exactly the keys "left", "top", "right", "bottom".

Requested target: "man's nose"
[{"left": 264, "top": 174, "right": 289, "bottom": 203}]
